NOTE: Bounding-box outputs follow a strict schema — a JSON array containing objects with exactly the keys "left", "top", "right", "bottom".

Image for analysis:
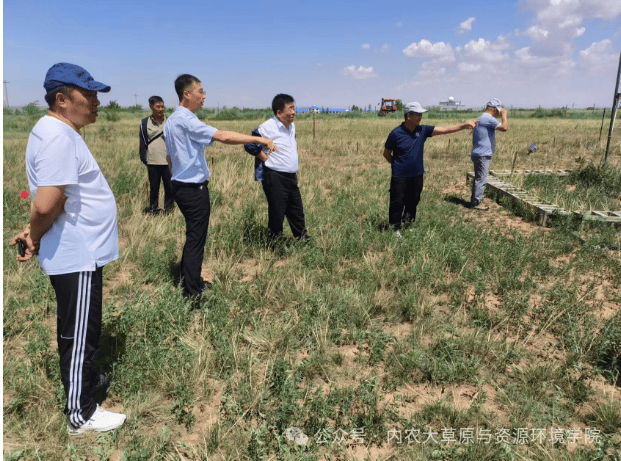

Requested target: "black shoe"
[
  {"left": 148, "top": 208, "right": 161, "bottom": 215},
  {"left": 185, "top": 293, "right": 209, "bottom": 310},
  {"left": 163, "top": 207, "right": 174, "bottom": 215}
]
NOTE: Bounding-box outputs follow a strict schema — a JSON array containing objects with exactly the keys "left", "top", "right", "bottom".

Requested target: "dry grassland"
[{"left": 3, "top": 112, "right": 621, "bottom": 460}]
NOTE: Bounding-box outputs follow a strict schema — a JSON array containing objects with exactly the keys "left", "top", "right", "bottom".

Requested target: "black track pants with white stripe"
[{"left": 49, "top": 267, "right": 103, "bottom": 427}]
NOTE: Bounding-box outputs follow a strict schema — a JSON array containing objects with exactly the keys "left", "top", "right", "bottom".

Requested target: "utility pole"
[
  {"left": 4, "top": 80, "right": 9, "bottom": 108},
  {"left": 604, "top": 50, "right": 621, "bottom": 165}
]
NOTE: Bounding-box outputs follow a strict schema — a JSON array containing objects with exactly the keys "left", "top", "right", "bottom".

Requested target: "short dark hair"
[
  {"left": 149, "top": 96, "right": 164, "bottom": 106},
  {"left": 44, "top": 84, "right": 76, "bottom": 108},
  {"left": 174, "top": 74, "right": 200, "bottom": 102},
  {"left": 272, "top": 94, "right": 294, "bottom": 115}
]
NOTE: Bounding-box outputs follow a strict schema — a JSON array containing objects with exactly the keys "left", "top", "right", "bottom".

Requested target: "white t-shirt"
[{"left": 26, "top": 116, "right": 119, "bottom": 275}]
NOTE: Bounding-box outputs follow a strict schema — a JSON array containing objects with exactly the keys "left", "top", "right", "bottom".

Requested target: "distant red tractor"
[{"left": 378, "top": 98, "right": 397, "bottom": 116}]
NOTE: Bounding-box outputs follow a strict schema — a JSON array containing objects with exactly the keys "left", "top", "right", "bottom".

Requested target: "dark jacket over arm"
[{"left": 244, "top": 128, "right": 265, "bottom": 181}]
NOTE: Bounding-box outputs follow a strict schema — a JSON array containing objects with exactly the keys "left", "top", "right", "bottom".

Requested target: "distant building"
[{"left": 439, "top": 96, "right": 464, "bottom": 111}]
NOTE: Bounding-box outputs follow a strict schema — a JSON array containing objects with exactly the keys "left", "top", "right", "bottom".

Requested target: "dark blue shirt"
[{"left": 385, "top": 123, "right": 435, "bottom": 178}]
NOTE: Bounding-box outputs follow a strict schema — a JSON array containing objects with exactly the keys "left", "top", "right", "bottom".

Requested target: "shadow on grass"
[
  {"left": 95, "top": 319, "right": 129, "bottom": 405},
  {"left": 443, "top": 194, "right": 471, "bottom": 209}
]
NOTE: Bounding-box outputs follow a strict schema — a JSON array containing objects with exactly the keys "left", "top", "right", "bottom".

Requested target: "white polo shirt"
[
  {"left": 26, "top": 116, "right": 119, "bottom": 275},
  {"left": 258, "top": 116, "right": 298, "bottom": 173}
]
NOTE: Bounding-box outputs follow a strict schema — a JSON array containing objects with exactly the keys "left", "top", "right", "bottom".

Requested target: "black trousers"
[
  {"left": 147, "top": 164, "right": 174, "bottom": 211},
  {"left": 49, "top": 267, "right": 103, "bottom": 428},
  {"left": 262, "top": 167, "right": 308, "bottom": 239},
  {"left": 173, "top": 181, "right": 210, "bottom": 297},
  {"left": 389, "top": 175, "right": 424, "bottom": 230}
]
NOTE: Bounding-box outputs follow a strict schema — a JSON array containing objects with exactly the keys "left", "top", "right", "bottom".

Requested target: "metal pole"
[
  {"left": 604, "top": 51, "right": 621, "bottom": 164},
  {"left": 4, "top": 80, "right": 9, "bottom": 108}
]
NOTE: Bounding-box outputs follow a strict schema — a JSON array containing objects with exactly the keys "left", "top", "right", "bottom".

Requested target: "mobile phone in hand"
[{"left": 17, "top": 239, "right": 26, "bottom": 257}]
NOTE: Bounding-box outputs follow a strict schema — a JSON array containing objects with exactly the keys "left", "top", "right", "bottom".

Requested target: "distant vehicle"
[
  {"left": 378, "top": 98, "right": 397, "bottom": 116},
  {"left": 309, "top": 105, "right": 320, "bottom": 113}
]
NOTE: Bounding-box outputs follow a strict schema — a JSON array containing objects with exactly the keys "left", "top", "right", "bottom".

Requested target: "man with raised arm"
[
  {"left": 470, "top": 98, "right": 508, "bottom": 210},
  {"left": 383, "top": 102, "right": 478, "bottom": 237},
  {"left": 165, "top": 74, "right": 277, "bottom": 299},
  {"left": 10, "top": 63, "right": 126, "bottom": 435}
]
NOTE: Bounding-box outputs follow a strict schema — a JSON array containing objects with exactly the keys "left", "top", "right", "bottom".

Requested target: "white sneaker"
[
  {"left": 394, "top": 230, "right": 402, "bottom": 238},
  {"left": 67, "top": 405, "right": 126, "bottom": 435}
]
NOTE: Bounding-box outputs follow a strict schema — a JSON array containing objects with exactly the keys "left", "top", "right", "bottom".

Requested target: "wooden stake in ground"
[
  {"left": 599, "top": 108, "right": 607, "bottom": 142},
  {"left": 510, "top": 149, "right": 519, "bottom": 176}
]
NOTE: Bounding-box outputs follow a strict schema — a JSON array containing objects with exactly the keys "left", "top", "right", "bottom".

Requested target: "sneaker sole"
[{"left": 67, "top": 416, "right": 126, "bottom": 435}]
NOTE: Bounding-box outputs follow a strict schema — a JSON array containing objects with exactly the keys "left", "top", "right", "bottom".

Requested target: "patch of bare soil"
[
  {"left": 179, "top": 382, "right": 225, "bottom": 447},
  {"left": 443, "top": 179, "right": 548, "bottom": 238}
]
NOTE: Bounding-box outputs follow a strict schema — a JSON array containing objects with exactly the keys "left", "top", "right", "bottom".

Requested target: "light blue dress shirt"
[{"left": 164, "top": 105, "right": 218, "bottom": 183}]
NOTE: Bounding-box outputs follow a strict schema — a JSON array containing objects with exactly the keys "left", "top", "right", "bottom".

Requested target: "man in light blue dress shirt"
[{"left": 165, "top": 74, "right": 277, "bottom": 298}]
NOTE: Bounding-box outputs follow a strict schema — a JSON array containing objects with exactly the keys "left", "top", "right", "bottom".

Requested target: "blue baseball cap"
[{"left": 44, "top": 63, "right": 111, "bottom": 93}]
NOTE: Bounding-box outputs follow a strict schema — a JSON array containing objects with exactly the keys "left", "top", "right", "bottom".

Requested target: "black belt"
[
  {"left": 172, "top": 180, "right": 209, "bottom": 189},
  {"left": 264, "top": 165, "right": 297, "bottom": 178}
]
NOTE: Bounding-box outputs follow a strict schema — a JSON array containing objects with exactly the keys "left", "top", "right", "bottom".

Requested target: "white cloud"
[
  {"left": 380, "top": 43, "right": 389, "bottom": 53},
  {"left": 458, "top": 62, "right": 481, "bottom": 72},
  {"left": 463, "top": 37, "right": 510, "bottom": 63},
  {"left": 514, "top": 46, "right": 576, "bottom": 75},
  {"left": 579, "top": 39, "right": 618, "bottom": 75},
  {"left": 518, "top": 0, "right": 621, "bottom": 57},
  {"left": 524, "top": 25, "right": 549, "bottom": 40},
  {"left": 418, "top": 67, "right": 447, "bottom": 78},
  {"left": 362, "top": 43, "right": 370, "bottom": 50},
  {"left": 403, "top": 39, "right": 455, "bottom": 63},
  {"left": 458, "top": 17, "right": 476, "bottom": 34},
  {"left": 343, "top": 65, "right": 376, "bottom": 79}
]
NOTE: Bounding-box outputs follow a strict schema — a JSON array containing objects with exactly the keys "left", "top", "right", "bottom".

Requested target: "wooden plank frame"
[{"left": 466, "top": 171, "right": 621, "bottom": 227}]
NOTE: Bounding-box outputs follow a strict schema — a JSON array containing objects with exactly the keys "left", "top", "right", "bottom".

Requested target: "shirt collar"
[
  {"left": 150, "top": 115, "right": 166, "bottom": 125},
  {"left": 273, "top": 115, "right": 291, "bottom": 132},
  {"left": 401, "top": 122, "right": 420, "bottom": 134},
  {"left": 176, "top": 105, "right": 194, "bottom": 116}
]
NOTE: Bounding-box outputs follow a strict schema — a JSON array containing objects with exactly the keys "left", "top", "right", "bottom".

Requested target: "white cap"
[
  {"left": 404, "top": 102, "right": 427, "bottom": 114},
  {"left": 486, "top": 98, "right": 502, "bottom": 111}
]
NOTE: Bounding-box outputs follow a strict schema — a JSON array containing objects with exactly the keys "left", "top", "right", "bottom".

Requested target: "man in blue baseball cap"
[
  {"left": 469, "top": 98, "right": 509, "bottom": 210},
  {"left": 382, "top": 102, "right": 478, "bottom": 237},
  {"left": 11, "top": 63, "right": 126, "bottom": 435}
]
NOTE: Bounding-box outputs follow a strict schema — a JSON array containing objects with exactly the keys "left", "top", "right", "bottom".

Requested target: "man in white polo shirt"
[
  {"left": 244, "top": 94, "right": 311, "bottom": 243},
  {"left": 165, "top": 74, "right": 277, "bottom": 299},
  {"left": 11, "top": 63, "right": 126, "bottom": 435}
]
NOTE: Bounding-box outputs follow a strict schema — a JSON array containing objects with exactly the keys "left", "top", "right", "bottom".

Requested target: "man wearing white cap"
[
  {"left": 470, "top": 99, "right": 508, "bottom": 210},
  {"left": 383, "top": 102, "right": 477, "bottom": 236}
]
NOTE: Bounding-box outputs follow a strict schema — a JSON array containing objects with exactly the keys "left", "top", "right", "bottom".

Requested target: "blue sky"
[{"left": 3, "top": 0, "right": 620, "bottom": 109}]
